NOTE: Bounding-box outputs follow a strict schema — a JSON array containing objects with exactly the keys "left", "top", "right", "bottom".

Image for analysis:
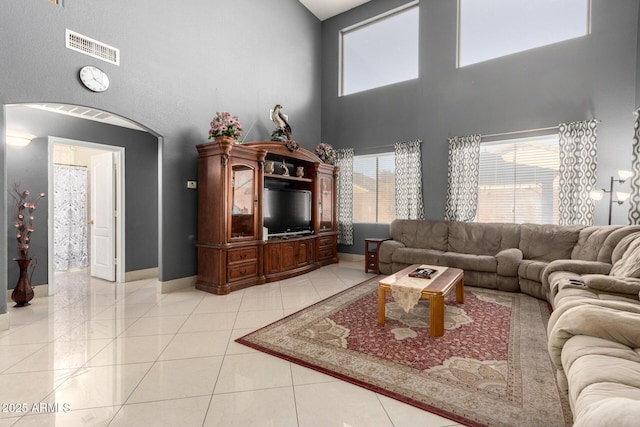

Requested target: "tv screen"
[{"left": 263, "top": 188, "right": 312, "bottom": 235}]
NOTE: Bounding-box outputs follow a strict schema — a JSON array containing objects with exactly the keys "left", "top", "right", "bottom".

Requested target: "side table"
[{"left": 365, "top": 238, "right": 389, "bottom": 274}]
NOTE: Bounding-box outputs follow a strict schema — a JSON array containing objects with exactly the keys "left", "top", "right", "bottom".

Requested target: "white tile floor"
[{"left": 0, "top": 261, "right": 463, "bottom": 427}]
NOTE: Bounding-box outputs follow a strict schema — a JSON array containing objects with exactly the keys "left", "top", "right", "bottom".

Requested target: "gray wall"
[
  {"left": 323, "top": 0, "right": 640, "bottom": 254},
  {"left": 0, "top": 0, "right": 322, "bottom": 313},
  {"left": 5, "top": 106, "right": 159, "bottom": 288}
]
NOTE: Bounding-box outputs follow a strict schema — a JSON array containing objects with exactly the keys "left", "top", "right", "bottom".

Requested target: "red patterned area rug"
[{"left": 237, "top": 276, "right": 572, "bottom": 427}]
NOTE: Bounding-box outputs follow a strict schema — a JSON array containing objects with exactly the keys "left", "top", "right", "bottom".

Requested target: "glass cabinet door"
[
  {"left": 231, "top": 165, "right": 255, "bottom": 239},
  {"left": 319, "top": 176, "right": 334, "bottom": 231}
]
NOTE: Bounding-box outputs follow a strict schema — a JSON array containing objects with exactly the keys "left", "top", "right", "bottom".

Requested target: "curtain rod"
[
  {"left": 54, "top": 162, "right": 88, "bottom": 168},
  {"left": 482, "top": 119, "right": 602, "bottom": 139},
  {"left": 354, "top": 139, "right": 424, "bottom": 151}
]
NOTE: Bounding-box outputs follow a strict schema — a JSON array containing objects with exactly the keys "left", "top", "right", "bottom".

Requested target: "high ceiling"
[{"left": 299, "top": 0, "right": 371, "bottom": 21}]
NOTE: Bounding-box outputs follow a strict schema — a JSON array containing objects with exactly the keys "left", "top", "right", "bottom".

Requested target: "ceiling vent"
[{"left": 65, "top": 29, "right": 120, "bottom": 65}]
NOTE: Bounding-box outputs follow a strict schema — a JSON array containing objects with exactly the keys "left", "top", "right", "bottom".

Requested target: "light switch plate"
[{"left": 187, "top": 181, "right": 197, "bottom": 189}]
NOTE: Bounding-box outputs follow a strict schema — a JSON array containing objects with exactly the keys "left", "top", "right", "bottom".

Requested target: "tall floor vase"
[{"left": 11, "top": 258, "right": 34, "bottom": 307}]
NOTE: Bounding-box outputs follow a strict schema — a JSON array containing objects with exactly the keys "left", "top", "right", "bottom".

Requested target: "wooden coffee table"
[{"left": 378, "top": 264, "right": 464, "bottom": 337}]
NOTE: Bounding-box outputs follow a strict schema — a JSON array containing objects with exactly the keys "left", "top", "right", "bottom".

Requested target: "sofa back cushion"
[
  {"left": 571, "top": 226, "right": 623, "bottom": 262},
  {"left": 610, "top": 232, "right": 640, "bottom": 277},
  {"left": 572, "top": 225, "right": 640, "bottom": 263},
  {"left": 390, "top": 219, "right": 449, "bottom": 251},
  {"left": 447, "top": 222, "right": 521, "bottom": 256},
  {"left": 519, "top": 224, "right": 583, "bottom": 261}
]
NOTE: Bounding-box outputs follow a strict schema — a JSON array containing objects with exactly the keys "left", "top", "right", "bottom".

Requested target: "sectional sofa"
[{"left": 379, "top": 219, "right": 640, "bottom": 426}]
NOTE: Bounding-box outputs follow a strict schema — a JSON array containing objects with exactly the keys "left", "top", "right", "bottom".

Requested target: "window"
[
  {"left": 353, "top": 153, "right": 395, "bottom": 223},
  {"left": 458, "top": 0, "right": 590, "bottom": 67},
  {"left": 340, "top": 2, "right": 419, "bottom": 96},
  {"left": 476, "top": 135, "right": 560, "bottom": 224}
]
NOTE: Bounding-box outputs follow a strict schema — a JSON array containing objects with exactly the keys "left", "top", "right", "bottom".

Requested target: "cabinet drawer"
[
  {"left": 318, "top": 236, "right": 335, "bottom": 248},
  {"left": 228, "top": 247, "right": 258, "bottom": 264},
  {"left": 228, "top": 262, "right": 258, "bottom": 282},
  {"left": 319, "top": 247, "right": 334, "bottom": 260}
]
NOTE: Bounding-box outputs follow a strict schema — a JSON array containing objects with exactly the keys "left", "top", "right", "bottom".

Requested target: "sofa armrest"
[
  {"left": 379, "top": 240, "right": 405, "bottom": 264},
  {"left": 548, "top": 303, "right": 640, "bottom": 371},
  {"left": 495, "top": 248, "right": 522, "bottom": 276},
  {"left": 583, "top": 274, "right": 640, "bottom": 295},
  {"left": 542, "top": 259, "right": 612, "bottom": 289}
]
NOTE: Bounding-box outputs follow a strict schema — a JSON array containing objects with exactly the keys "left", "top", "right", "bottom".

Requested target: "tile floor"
[{"left": 0, "top": 261, "right": 462, "bottom": 426}]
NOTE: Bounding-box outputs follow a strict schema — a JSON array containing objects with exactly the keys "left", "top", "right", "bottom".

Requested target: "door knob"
[{"left": 88, "top": 220, "right": 94, "bottom": 225}]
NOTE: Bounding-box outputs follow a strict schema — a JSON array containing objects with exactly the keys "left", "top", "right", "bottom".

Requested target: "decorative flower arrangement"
[
  {"left": 11, "top": 183, "right": 45, "bottom": 260},
  {"left": 208, "top": 111, "right": 243, "bottom": 142},
  {"left": 315, "top": 143, "right": 336, "bottom": 165}
]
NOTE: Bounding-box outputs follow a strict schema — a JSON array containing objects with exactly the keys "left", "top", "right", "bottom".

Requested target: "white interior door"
[{"left": 90, "top": 152, "right": 116, "bottom": 281}]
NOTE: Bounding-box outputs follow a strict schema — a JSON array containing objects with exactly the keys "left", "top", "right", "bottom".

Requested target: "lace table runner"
[{"left": 391, "top": 265, "right": 445, "bottom": 313}]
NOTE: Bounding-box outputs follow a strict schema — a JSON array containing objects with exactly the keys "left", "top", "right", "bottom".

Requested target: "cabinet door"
[
  {"left": 281, "top": 241, "right": 297, "bottom": 271},
  {"left": 230, "top": 164, "right": 257, "bottom": 240},
  {"left": 295, "top": 240, "right": 310, "bottom": 268},
  {"left": 319, "top": 175, "right": 334, "bottom": 231},
  {"left": 264, "top": 243, "right": 281, "bottom": 275}
]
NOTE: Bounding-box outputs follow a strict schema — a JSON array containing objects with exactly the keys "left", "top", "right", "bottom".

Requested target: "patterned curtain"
[
  {"left": 395, "top": 139, "right": 424, "bottom": 220},
  {"left": 628, "top": 109, "right": 640, "bottom": 224},
  {"left": 558, "top": 119, "right": 598, "bottom": 226},
  {"left": 336, "top": 148, "right": 354, "bottom": 245},
  {"left": 444, "top": 135, "right": 481, "bottom": 221},
  {"left": 54, "top": 165, "right": 89, "bottom": 271}
]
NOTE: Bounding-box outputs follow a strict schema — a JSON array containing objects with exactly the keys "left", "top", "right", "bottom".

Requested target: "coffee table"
[{"left": 378, "top": 264, "right": 464, "bottom": 337}]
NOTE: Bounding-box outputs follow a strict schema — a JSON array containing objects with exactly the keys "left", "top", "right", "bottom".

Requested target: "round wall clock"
[{"left": 79, "top": 65, "right": 110, "bottom": 92}]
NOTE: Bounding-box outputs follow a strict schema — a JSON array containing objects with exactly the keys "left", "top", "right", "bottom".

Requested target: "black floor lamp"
[{"left": 589, "top": 170, "right": 633, "bottom": 225}]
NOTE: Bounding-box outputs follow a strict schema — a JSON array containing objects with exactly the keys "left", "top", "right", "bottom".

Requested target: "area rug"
[{"left": 237, "top": 276, "right": 573, "bottom": 427}]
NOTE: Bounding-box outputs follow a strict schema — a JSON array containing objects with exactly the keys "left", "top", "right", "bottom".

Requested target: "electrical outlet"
[{"left": 187, "top": 181, "right": 197, "bottom": 189}]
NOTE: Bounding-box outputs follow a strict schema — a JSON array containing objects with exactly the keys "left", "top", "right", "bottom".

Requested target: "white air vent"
[{"left": 65, "top": 29, "right": 120, "bottom": 65}]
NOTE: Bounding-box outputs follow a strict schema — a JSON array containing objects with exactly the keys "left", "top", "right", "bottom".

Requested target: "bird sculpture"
[
  {"left": 270, "top": 104, "right": 292, "bottom": 141},
  {"left": 280, "top": 160, "right": 289, "bottom": 176}
]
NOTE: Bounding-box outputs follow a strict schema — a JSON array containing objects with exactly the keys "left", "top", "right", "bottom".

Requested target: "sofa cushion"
[
  {"left": 520, "top": 224, "right": 583, "bottom": 261},
  {"left": 574, "top": 394, "right": 640, "bottom": 427},
  {"left": 391, "top": 247, "right": 443, "bottom": 266},
  {"left": 439, "top": 252, "right": 496, "bottom": 273},
  {"left": 390, "top": 219, "right": 448, "bottom": 251},
  {"left": 447, "top": 222, "right": 520, "bottom": 256},
  {"left": 610, "top": 235, "right": 640, "bottom": 278},
  {"left": 518, "top": 259, "right": 548, "bottom": 281}
]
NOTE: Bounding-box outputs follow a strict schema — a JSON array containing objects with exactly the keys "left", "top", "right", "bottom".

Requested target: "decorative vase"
[
  {"left": 11, "top": 258, "right": 34, "bottom": 307},
  {"left": 296, "top": 166, "right": 304, "bottom": 178},
  {"left": 266, "top": 161, "right": 275, "bottom": 174},
  {"left": 214, "top": 135, "right": 238, "bottom": 145}
]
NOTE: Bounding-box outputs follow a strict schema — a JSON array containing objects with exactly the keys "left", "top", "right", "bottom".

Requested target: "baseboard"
[
  {"left": 338, "top": 252, "right": 365, "bottom": 263},
  {"left": 6, "top": 284, "right": 49, "bottom": 302},
  {"left": 158, "top": 275, "right": 196, "bottom": 294},
  {"left": 125, "top": 267, "right": 159, "bottom": 282}
]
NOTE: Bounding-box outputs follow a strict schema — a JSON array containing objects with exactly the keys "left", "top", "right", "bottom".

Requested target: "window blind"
[
  {"left": 476, "top": 135, "right": 560, "bottom": 224},
  {"left": 353, "top": 153, "right": 395, "bottom": 223}
]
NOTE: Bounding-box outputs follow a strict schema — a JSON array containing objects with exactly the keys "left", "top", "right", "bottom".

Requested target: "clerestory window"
[
  {"left": 340, "top": 2, "right": 419, "bottom": 96},
  {"left": 458, "top": 0, "right": 590, "bottom": 67}
]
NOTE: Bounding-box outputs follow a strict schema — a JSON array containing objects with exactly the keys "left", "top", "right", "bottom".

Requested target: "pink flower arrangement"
[
  {"left": 208, "top": 111, "right": 243, "bottom": 141},
  {"left": 11, "top": 183, "right": 45, "bottom": 260},
  {"left": 315, "top": 143, "right": 336, "bottom": 165}
]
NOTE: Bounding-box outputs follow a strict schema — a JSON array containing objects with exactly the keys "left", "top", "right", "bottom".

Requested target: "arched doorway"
[{"left": 5, "top": 103, "right": 161, "bottom": 296}]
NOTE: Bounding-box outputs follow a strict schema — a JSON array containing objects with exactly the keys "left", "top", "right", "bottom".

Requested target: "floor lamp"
[{"left": 589, "top": 170, "right": 633, "bottom": 225}]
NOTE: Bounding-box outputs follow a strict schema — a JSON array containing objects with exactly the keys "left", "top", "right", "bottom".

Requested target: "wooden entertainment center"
[{"left": 195, "top": 138, "right": 339, "bottom": 295}]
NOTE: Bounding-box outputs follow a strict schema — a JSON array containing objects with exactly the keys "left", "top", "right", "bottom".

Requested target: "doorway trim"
[{"left": 47, "top": 136, "right": 126, "bottom": 294}]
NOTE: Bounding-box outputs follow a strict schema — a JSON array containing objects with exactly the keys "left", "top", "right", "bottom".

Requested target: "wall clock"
[{"left": 79, "top": 65, "right": 110, "bottom": 92}]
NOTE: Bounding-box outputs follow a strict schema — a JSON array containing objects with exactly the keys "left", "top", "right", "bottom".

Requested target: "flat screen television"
[{"left": 263, "top": 188, "right": 312, "bottom": 236}]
